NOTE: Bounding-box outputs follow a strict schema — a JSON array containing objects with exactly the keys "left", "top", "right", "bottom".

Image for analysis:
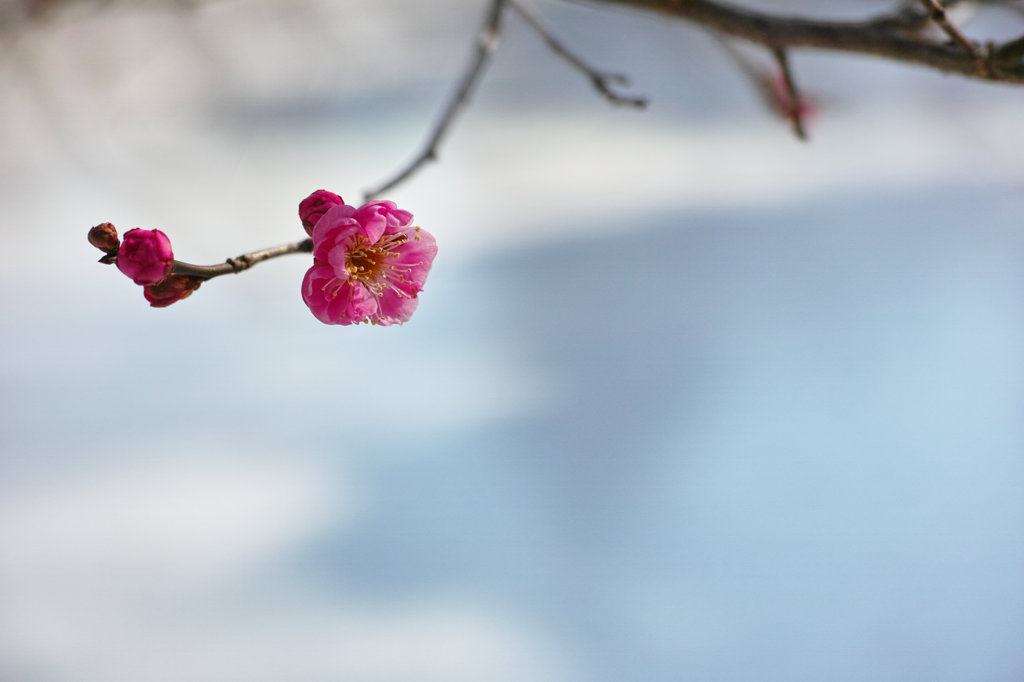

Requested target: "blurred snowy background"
[{"left": 3, "top": 0, "right": 1024, "bottom": 680}]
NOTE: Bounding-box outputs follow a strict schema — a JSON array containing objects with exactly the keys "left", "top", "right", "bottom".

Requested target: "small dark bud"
[
  {"left": 143, "top": 274, "right": 203, "bottom": 308},
  {"left": 88, "top": 222, "right": 120, "bottom": 254}
]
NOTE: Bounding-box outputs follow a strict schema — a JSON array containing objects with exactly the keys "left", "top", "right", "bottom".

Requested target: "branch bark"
[
  {"left": 580, "top": 0, "right": 1024, "bottom": 83},
  {"left": 170, "top": 238, "right": 313, "bottom": 281},
  {"left": 509, "top": 0, "right": 647, "bottom": 107},
  {"left": 363, "top": 0, "right": 508, "bottom": 201}
]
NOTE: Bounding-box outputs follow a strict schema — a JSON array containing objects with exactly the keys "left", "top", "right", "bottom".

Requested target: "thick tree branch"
[
  {"left": 364, "top": 0, "right": 1022, "bottom": 201},
  {"left": 581, "top": 0, "right": 1024, "bottom": 83}
]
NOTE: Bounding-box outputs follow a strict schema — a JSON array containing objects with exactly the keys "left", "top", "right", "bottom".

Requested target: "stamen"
[{"left": 344, "top": 234, "right": 411, "bottom": 285}]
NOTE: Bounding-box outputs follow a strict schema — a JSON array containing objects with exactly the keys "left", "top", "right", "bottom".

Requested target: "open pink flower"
[
  {"left": 299, "top": 189, "right": 345, "bottom": 236},
  {"left": 116, "top": 228, "right": 174, "bottom": 285},
  {"left": 301, "top": 200, "right": 437, "bottom": 326}
]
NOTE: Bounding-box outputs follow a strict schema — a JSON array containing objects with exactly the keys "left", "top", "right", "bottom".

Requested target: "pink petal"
[
  {"left": 312, "top": 204, "right": 358, "bottom": 243},
  {"left": 302, "top": 264, "right": 380, "bottom": 325},
  {"left": 390, "top": 227, "right": 438, "bottom": 292},
  {"left": 326, "top": 281, "right": 377, "bottom": 325},
  {"left": 313, "top": 219, "right": 360, "bottom": 264},
  {"left": 301, "top": 264, "right": 337, "bottom": 322},
  {"left": 353, "top": 202, "right": 390, "bottom": 243},
  {"left": 375, "top": 288, "right": 420, "bottom": 325}
]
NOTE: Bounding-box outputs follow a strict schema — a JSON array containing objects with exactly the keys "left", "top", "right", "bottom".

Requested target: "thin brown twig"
[
  {"left": 771, "top": 46, "right": 807, "bottom": 141},
  {"left": 363, "top": 0, "right": 509, "bottom": 201},
  {"left": 508, "top": 0, "right": 647, "bottom": 107},
  {"left": 169, "top": 238, "right": 313, "bottom": 281},
  {"left": 713, "top": 36, "right": 811, "bottom": 138},
  {"left": 919, "top": 0, "right": 979, "bottom": 53}
]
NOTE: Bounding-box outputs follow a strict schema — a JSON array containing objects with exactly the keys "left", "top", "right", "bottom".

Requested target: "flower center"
[{"left": 345, "top": 233, "right": 409, "bottom": 284}]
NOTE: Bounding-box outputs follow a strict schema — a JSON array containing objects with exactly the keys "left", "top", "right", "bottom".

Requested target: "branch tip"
[{"left": 509, "top": 0, "right": 648, "bottom": 108}]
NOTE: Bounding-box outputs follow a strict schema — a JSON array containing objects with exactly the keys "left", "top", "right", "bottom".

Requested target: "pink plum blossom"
[
  {"left": 116, "top": 228, "right": 174, "bottom": 285},
  {"left": 299, "top": 189, "right": 345, "bottom": 236},
  {"left": 301, "top": 199, "right": 437, "bottom": 326}
]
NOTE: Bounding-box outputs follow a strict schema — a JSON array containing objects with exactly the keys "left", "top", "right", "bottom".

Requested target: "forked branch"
[
  {"left": 366, "top": 0, "right": 1024, "bottom": 199},
  {"left": 365, "top": 0, "right": 647, "bottom": 199},
  {"left": 363, "top": 0, "right": 509, "bottom": 201},
  {"left": 583, "top": 0, "right": 1024, "bottom": 83},
  {"left": 508, "top": 0, "right": 647, "bottom": 107}
]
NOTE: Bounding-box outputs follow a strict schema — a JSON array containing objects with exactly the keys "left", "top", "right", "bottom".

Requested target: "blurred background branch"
[
  {"left": 5, "top": 2, "right": 1024, "bottom": 682},
  {"left": 583, "top": 0, "right": 1024, "bottom": 83}
]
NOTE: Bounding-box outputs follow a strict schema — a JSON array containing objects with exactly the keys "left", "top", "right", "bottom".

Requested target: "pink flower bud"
[
  {"left": 116, "top": 228, "right": 174, "bottom": 285},
  {"left": 143, "top": 274, "right": 202, "bottom": 308},
  {"left": 88, "top": 222, "right": 120, "bottom": 254},
  {"left": 299, "top": 189, "right": 345, "bottom": 236},
  {"left": 767, "top": 72, "right": 815, "bottom": 122}
]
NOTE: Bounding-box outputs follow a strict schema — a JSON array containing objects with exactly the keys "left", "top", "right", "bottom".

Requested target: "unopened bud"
[
  {"left": 143, "top": 274, "right": 202, "bottom": 308},
  {"left": 299, "top": 189, "right": 345, "bottom": 236},
  {"left": 117, "top": 228, "right": 174, "bottom": 285},
  {"left": 88, "top": 222, "right": 120, "bottom": 254}
]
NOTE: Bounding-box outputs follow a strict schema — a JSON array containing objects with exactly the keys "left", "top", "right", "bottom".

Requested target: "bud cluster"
[
  {"left": 88, "top": 223, "right": 201, "bottom": 307},
  {"left": 88, "top": 189, "right": 436, "bottom": 324}
]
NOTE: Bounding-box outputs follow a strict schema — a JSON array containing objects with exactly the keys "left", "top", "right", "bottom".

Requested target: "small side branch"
[
  {"left": 771, "top": 47, "right": 807, "bottom": 141},
  {"left": 582, "top": 0, "right": 1024, "bottom": 84},
  {"left": 919, "top": 0, "right": 979, "bottom": 54},
  {"left": 170, "top": 238, "right": 313, "bottom": 281},
  {"left": 508, "top": 0, "right": 647, "bottom": 108},
  {"left": 996, "top": 34, "right": 1024, "bottom": 62},
  {"left": 715, "top": 36, "right": 812, "bottom": 138},
  {"left": 363, "top": 0, "right": 509, "bottom": 201}
]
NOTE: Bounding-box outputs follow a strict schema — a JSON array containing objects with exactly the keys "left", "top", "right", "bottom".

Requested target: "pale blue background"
[{"left": 2, "top": 1, "right": 1024, "bottom": 680}]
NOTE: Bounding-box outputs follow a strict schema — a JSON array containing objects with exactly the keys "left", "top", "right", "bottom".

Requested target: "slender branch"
[
  {"left": 771, "top": 46, "right": 807, "bottom": 141},
  {"left": 363, "top": 0, "right": 509, "bottom": 201},
  {"left": 169, "top": 238, "right": 313, "bottom": 281},
  {"left": 714, "top": 36, "right": 811, "bottom": 138},
  {"left": 919, "top": 0, "right": 979, "bottom": 54},
  {"left": 508, "top": 0, "right": 647, "bottom": 107},
  {"left": 997, "top": 34, "right": 1024, "bottom": 61},
  {"left": 580, "top": 0, "right": 1024, "bottom": 83}
]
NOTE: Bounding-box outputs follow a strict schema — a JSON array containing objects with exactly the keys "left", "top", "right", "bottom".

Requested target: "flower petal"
[
  {"left": 352, "top": 202, "right": 389, "bottom": 243},
  {"left": 388, "top": 227, "right": 438, "bottom": 295},
  {"left": 374, "top": 288, "right": 420, "bottom": 325},
  {"left": 326, "top": 281, "right": 377, "bottom": 325},
  {"left": 312, "top": 204, "right": 358, "bottom": 244},
  {"left": 313, "top": 219, "right": 360, "bottom": 264},
  {"left": 302, "top": 264, "right": 379, "bottom": 325}
]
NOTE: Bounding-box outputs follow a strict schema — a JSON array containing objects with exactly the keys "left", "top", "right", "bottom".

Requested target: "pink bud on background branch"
[{"left": 88, "top": 191, "right": 437, "bottom": 326}]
